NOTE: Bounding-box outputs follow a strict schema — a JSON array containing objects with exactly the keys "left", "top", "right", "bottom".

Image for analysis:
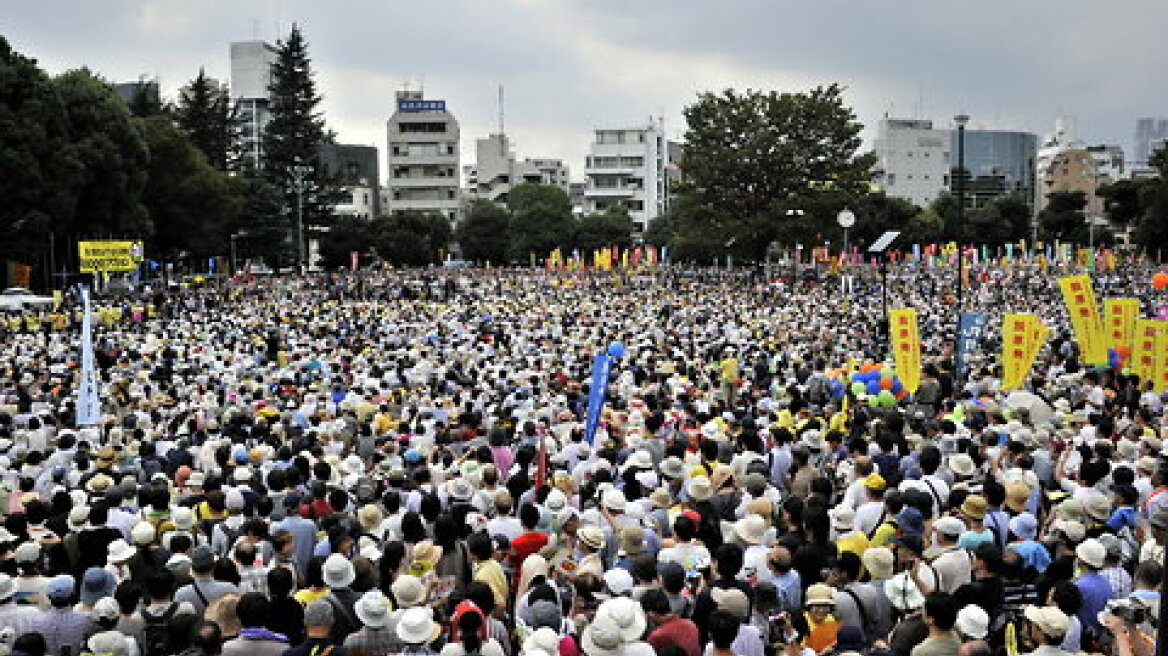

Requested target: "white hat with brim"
[
  {"left": 354, "top": 590, "right": 392, "bottom": 628},
  {"left": 322, "top": 554, "right": 356, "bottom": 589},
  {"left": 395, "top": 606, "right": 441, "bottom": 645},
  {"left": 956, "top": 605, "right": 989, "bottom": 639},
  {"left": 596, "top": 596, "right": 647, "bottom": 642},
  {"left": 390, "top": 575, "right": 426, "bottom": 608},
  {"left": 734, "top": 514, "right": 768, "bottom": 546},
  {"left": 582, "top": 616, "right": 626, "bottom": 656},
  {"left": 107, "top": 539, "right": 135, "bottom": 564}
]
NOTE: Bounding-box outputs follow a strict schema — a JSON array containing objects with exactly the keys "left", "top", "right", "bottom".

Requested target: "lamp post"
[
  {"left": 289, "top": 162, "right": 313, "bottom": 274},
  {"left": 786, "top": 209, "right": 804, "bottom": 282},
  {"left": 954, "top": 113, "right": 969, "bottom": 378}
]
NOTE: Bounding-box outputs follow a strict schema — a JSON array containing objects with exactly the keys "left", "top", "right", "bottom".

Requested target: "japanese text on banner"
[
  {"left": 889, "top": 309, "right": 921, "bottom": 394},
  {"left": 1057, "top": 274, "right": 1108, "bottom": 365}
]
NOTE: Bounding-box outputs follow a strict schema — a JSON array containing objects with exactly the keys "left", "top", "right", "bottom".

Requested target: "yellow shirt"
[
  {"left": 474, "top": 559, "right": 509, "bottom": 608},
  {"left": 294, "top": 587, "right": 330, "bottom": 605},
  {"left": 720, "top": 358, "right": 740, "bottom": 383},
  {"left": 870, "top": 522, "right": 897, "bottom": 549}
]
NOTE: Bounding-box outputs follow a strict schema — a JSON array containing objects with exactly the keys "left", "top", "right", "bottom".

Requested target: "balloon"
[
  {"left": 1154, "top": 272, "right": 1168, "bottom": 290},
  {"left": 892, "top": 381, "right": 904, "bottom": 394},
  {"left": 877, "top": 390, "right": 896, "bottom": 407},
  {"left": 608, "top": 341, "right": 626, "bottom": 358},
  {"left": 851, "top": 373, "right": 863, "bottom": 383},
  {"left": 864, "top": 371, "right": 880, "bottom": 383},
  {"left": 830, "top": 381, "right": 844, "bottom": 398},
  {"left": 895, "top": 389, "right": 909, "bottom": 400},
  {"left": 866, "top": 380, "right": 881, "bottom": 395},
  {"left": 1117, "top": 344, "right": 1132, "bottom": 359},
  {"left": 880, "top": 377, "right": 894, "bottom": 391},
  {"left": 881, "top": 370, "right": 894, "bottom": 380},
  {"left": 851, "top": 382, "right": 867, "bottom": 396}
]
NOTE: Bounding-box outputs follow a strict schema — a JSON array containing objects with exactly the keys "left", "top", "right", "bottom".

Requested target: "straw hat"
[
  {"left": 686, "top": 476, "right": 713, "bottom": 502},
  {"left": 1004, "top": 481, "right": 1030, "bottom": 513},
  {"left": 709, "top": 465, "right": 735, "bottom": 491},
  {"left": 649, "top": 488, "right": 672, "bottom": 509},
  {"left": 734, "top": 514, "right": 768, "bottom": 546},
  {"left": 805, "top": 583, "right": 836, "bottom": 607},
  {"left": 618, "top": 527, "right": 646, "bottom": 556},
  {"left": 960, "top": 495, "right": 987, "bottom": 520},
  {"left": 862, "top": 547, "right": 895, "bottom": 580}
]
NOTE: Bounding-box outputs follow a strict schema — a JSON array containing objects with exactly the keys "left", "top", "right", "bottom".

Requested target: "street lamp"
[
  {"left": 289, "top": 162, "right": 313, "bottom": 274},
  {"left": 837, "top": 209, "right": 855, "bottom": 260},
  {"left": 954, "top": 113, "right": 969, "bottom": 382},
  {"left": 786, "top": 209, "right": 805, "bottom": 281}
]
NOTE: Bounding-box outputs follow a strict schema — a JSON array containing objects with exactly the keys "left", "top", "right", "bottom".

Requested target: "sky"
[{"left": 5, "top": 0, "right": 1167, "bottom": 183}]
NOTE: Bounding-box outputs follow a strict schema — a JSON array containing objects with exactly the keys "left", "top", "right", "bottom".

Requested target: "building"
[
  {"left": 871, "top": 118, "right": 951, "bottom": 208},
  {"left": 114, "top": 79, "right": 160, "bottom": 107},
  {"left": 385, "top": 90, "right": 461, "bottom": 224},
  {"left": 321, "top": 143, "right": 381, "bottom": 219},
  {"left": 1134, "top": 118, "right": 1168, "bottom": 167},
  {"left": 230, "top": 40, "right": 277, "bottom": 169},
  {"left": 1087, "top": 144, "right": 1125, "bottom": 181},
  {"left": 953, "top": 129, "right": 1038, "bottom": 209},
  {"left": 582, "top": 120, "right": 681, "bottom": 232},
  {"left": 1041, "top": 148, "right": 1105, "bottom": 214},
  {"left": 464, "top": 133, "right": 569, "bottom": 204}
]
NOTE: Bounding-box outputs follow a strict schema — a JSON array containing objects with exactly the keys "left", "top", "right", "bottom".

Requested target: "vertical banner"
[
  {"left": 1058, "top": 274, "right": 1108, "bottom": 365},
  {"left": 956, "top": 312, "right": 989, "bottom": 383},
  {"left": 1023, "top": 322, "right": 1050, "bottom": 379},
  {"left": 76, "top": 286, "right": 101, "bottom": 427},
  {"left": 1001, "top": 313, "right": 1036, "bottom": 391},
  {"left": 1157, "top": 329, "right": 1168, "bottom": 393},
  {"left": 1135, "top": 320, "right": 1168, "bottom": 389},
  {"left": 584, "top": 354, "right": 615, "bottom": 445},
  {"left": 889, "top": 309, "right": 921, "bottom": 394},
  {"left": 1103, "top": 298, "right": 1140, "bottom": 350},
  {"left": 350, "top": 250, "right": 359, "bottom": 272}
]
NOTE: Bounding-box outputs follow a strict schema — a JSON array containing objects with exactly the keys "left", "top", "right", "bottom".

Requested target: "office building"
[
  {"left": 229, "top": 40, "right": 277, "bottom": 169},
  {"left": 385, "top": 90, "right": 461, "bottom": 223},
  {"left": 582, "top": 120, "right": 681, "bottom": 231},
  {"left": 114, "top": 79, "right": 160, "bottom": 107},
  {"left": 464, "top": 133, "right": 569, "bottom": 204},
  {"left": 871, "top": 118, "right": 951, "bottom": 208},
  {"left": 1134, "top": 118, "right": 1168, "bottom": 167},
  {"left": 321, "top": 143, "right": 381, "bottom": 219}
]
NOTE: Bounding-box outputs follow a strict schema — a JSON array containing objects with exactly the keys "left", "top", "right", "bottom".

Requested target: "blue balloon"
[
  {"left": 863, "top": 371, "right": 880, "bottom": 383},
  {"left": 866, "top": 380, "right": 881, "bottom": 394},
  {"left": 851, "top": 372, "right": 863, "bottom": 382},
  {"left": 892, "top": 381, "right": 904, "bottom": 394},
  {"left": 608, "top": 341, "right": 626, "bottom": 358}
]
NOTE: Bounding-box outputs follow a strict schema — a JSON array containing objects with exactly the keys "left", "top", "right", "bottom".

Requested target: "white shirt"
[{"left": 854, "top": 501, "right": 887, "bottom": 536}]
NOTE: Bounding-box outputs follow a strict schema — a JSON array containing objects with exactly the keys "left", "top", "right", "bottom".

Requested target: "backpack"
[{"left": 141, "top": 602, "right": 179, "bottom": 656}]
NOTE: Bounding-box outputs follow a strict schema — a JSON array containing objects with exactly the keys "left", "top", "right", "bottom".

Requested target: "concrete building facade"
[
  {"left": 464, "top": 133, "right": 569, "bottom": 204},
  {"left": 321, "top": 143, "right": 381, "bottom": 219},
  {"left": 385, "top": 91, "right": 461, "bottom": 224},
  {"left": 582, "top": 120, "right": 681, "bottom": 231},
  {"left": 1134, "top": 118, "right": 1168, "bottom": 167},
  {"left": 229, "top": 41, "right": 278, "bottom": 169},
  {"left": 871, "top": 118, "right": 951, "bottom": 208}
]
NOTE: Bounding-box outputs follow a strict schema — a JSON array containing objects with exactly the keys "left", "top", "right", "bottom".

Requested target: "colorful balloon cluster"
[
  {"left": 1108, "top": 344, "right": 1132, "bottom": 371},
  {"left": 848, "top": 363, "right": 908, "bottom": 407}
]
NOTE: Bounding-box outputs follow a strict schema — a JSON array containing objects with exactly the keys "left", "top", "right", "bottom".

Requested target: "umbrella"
[{"left": 1005, "top": 391, "right": 1054, "bottom": 425}]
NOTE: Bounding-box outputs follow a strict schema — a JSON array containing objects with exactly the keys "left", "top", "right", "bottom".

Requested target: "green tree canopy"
[
  {"left": 966, "top": 194, "right": 1032, "bottom": 245},
  {"left": 1038, "top": 191, "right": 1088, "bottom": 243},
  {"left": 456, "top": 200, "right": 511, "bottom": 263},
  {"left": 175, "top": 68, "right": 234, "bottom": 171},
  {"left": 574, "top": 205, "right": 634, "bottom": 253},
  {"left": 506, "top": 183, "right": 574, "bottom": 261}
]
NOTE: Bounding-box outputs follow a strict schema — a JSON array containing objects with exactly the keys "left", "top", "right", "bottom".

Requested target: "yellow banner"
[
  {"left": 1058, "top": 274, "right": 1108, "bottom": 365},
  {"left": 1131, "top": 319, "right": 1165, "bottom": 383},
  {"left": 78, "top": 240, "right": 144, "bottom": 273},
  {"left": 1002, "top": 313, "right": 1036, "bottom": 390},
  {"left": 1158, "top": 329, "right": 1168, "bottom": 393},
  {"left": 889, "top": 309, "right": 921, "bottom": 394},
  {"left": 1103, "top": 298, "right": 1140, "bottom": 350}
]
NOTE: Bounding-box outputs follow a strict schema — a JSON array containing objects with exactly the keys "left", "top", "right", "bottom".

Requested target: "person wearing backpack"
[
  {"left": 829, "top": 552, "right": 890, "bottom": 643},
  {"left": 222, "top": 593, "right": 289, "bottom": 656},
  {"left": 136, "top": 570, "right": 195, "bottom": 656},
  {"left": 175, "top": 546, "right": 239, "bottom": 615}
]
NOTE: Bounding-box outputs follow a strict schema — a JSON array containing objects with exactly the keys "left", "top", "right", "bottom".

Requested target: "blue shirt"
[
  {"left": 1075, "top": 571, "right": 1113, "bottom": 629},
  {"left": 1107, "top": 506, "right": 1138, "bottom": 533}
]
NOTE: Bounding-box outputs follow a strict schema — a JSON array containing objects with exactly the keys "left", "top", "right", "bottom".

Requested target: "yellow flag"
[
  {"left": 1058, "top": 274, "right": 1108, "bottom": 365},
  {"left": 1131, "top": 319, "right": 1166, "bottom": 383},
  {"left": 1001, "top": 313, "right": 1036, "bottom": 390},
  {"left": 889, "top": 309, "right": 921, "bottom": 393},
  {"left": 1103, "top": 298, "right": 1140, "bottom": 350}
]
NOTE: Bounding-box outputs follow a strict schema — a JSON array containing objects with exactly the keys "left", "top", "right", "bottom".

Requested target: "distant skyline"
[{"left": 6, "top": 0, "right": 1167, "bottom": 181}]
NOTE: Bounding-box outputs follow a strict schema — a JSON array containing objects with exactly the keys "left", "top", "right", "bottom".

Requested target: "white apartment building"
[
  {"left": 871, "top": 118, "right": 951, "bottom": 208},
  {"left": 582, "top": 121, "right": 680, "bottom": 231},
  {"left": 464, "top": 133, "right": 569, "bottom": 204},
  {"left": 229, "top": 41, "right": 277, "bottom": 169},
  {"left": 385, "top": 91, "right": 461, "bottom": 223}
]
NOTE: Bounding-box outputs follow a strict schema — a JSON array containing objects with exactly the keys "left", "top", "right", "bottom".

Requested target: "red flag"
[{"left": 534, "top": 436, "right": 548, "bottom": 489}]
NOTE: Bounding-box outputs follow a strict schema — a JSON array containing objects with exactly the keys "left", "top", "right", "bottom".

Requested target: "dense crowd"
[{"left": 0, "top": 263, "right": 1164, "bottom": 656}]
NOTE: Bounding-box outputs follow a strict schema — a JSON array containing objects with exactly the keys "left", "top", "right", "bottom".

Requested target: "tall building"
[
  {"left": 321, "top": 143, "right": 380, "bottom": 219},
  {"left": 582, "top": 120, "right": 681, "bottom": 231},
  {"left": 1086, "top": 144, "right": 1125, "bottom": 181},
  {"left": 464, "top": 133, "right": 569, "bottom": 204},
  {"left": 1134, "top": 118, "right": 1168, "bottom": 166},
  {"left": 385, "top": 91, "right": 461, "bottom": 224},
  {"left": 230, "top": 40, "right": 277, "bottom": 169},
  {"left": 956, "top": 129, "right": 1039, "bottom": 209},
  {"left": 114, "top": 79, "right": 160, "bottom": 106},
  {"left": 871, "top": 118, "right": 951, "bottom": 208}
]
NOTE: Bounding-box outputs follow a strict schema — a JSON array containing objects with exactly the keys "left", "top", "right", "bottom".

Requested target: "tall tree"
[
  {"left": 1038, "top": 191, "right": 1089, "bottom": 243},
  {"left": 506, "top": 183, "right": 574, "bottom": 261},
  {"left": 965, "top": 194, "right": 1032, "bottom": 245},
  {"left": 574, "top": 205, "right": 634, "bottom": 253},
  {"left": 175, "top": 68, "right": 234, "bottom": 171},
  {"left": 456, "top": 200, "right": 511, "bottom": 263},
  {"left": 679, "top": 85, "right": 875, "bottom": 260},
  {"left": 261, "top": 24, "right": 339, "bottom": 265},
  {"left": 126, "top": 80, "right": 165, "bottom": 117}
]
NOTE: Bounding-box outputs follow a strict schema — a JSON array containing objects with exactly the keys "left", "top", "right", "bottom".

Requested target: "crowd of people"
[{"left": 0, "top": 262, "right": 1164, "bottom": 656}]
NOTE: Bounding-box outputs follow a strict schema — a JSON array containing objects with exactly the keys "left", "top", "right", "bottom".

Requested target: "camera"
[{"left": 1104, "top": 599, "right": 1148, "bottom": 625}]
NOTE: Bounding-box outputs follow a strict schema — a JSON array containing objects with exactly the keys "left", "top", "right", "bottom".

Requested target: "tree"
[
  {"left": 965, "top": 194, "right": 1032, "bottom": 245},
  {"left": 574, "top": 205, "right": 634, "bottom": 253},
  {"left": 136, "top": 116, "right": 239, "bottom": 261},
  {"left": 1133, "top": 179, "right": 1168, "bottom": 251},
  {"left": 126, "top": 80, "right": 165, "bottom": 117},
  {"left": 317, "top": 215, "right": 374, "bottom": 269},
  {"left": 679, "top": 85, "right": 875, "bottom": 260},
  {"left": 261, "top": 24, "right": 340, "bottom": 262},
  {"left": 375, "top": 211, "right": 452, "bottom": 266},
  {"left": 1038, "top": 191, "right": 1088, "bottom": 243},
  {"left": 659, "top": 185, "right": 734, "bottom": 263},
  {"left": 506, "top": 183, "right": 574, "bottom": 261},
  {"left": 645, "top": 213, "right": 673, "bottom": 247},
  {"left": 456, "top": 200, "right": 511, "bottom": 263},
  {"left": 175, "top": 68, "right": 234, "bottom": 171},
  {"left": 232, "top": 172, "right": 290, "bottom": 268}
]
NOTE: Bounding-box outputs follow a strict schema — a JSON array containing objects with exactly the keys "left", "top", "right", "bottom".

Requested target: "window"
[{"left": 399, "top": 121, "right": 447, "bottom": 133}]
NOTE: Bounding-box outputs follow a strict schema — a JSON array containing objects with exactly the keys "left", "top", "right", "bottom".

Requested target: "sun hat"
[
  {"left": 578, "top": 525, "right": 605, "bottom": 551},
  {"left": 1004, "top": 481, "right": 1031, "bottom": 513},
  {"left": 709, "top": 465, "right": 735, "bottom": 491},
  {"left": 225, "top": 489, "right": 245, "bottom": 511},
  {"left": 602, "top": 568, "right": 634, "bottom": 597},
  {"left": 623, "top": 450, "right": 653, "bottom": 472},
  {"left": 303, "top": 599, "right": 335, "bottom": 627},
  {"left": 597, "top": 596, "right": 648, "bottom": 642},
  {"left": 46, "top": 574, "right": 75, "bottom": 602},
  {"left": 649, "top": 488, "right": 672, "bottom": 509},
  {"left": 1054, "top": 498, "right": 1085, "bottom": 524},
  {"left": 519, "top": 554, "right": 551, "bottom": 595},
  {"left": 862, "top": 547, "right": 895, "bottom": 580},
  {"left": 391, "top": 574, "right": 426, "bottom": 608},
  {"left": 957, "top": 605, "right": 989, "bottom": 639},
  {"left": 1075, "top": 539, "right": 1106, "bottom": 569},
  {"left": 447, "top": 478, "right": 475, "bottom": 503},
  {"left": 357, "top": 504, "right": 384, "bottom": 532},
  {"left": 658, "top": 457, "right": 685, "bottom": 480},
  {"left": 67, "top": 506, "right": 90, "bottom": 531},
  {"left": 618, "top": 527, "right": 646, "bottom": 556},
  {"left": 81, "top": 567, "right": 117, "bottom": 606},
  {"left": 106, "top": 539, "right": 135, "bottom": 564},
  {"left": 14, "top": 542, "right": 43, "bottom": 564},
  {"left": 686, "top": 476, "right": 713, "bottom": 502},
  {"left": 322, "top": 554, "right": 356, "bottom": 588},
  {"left": 805, "top": 583, "right": 835, "bottom": 608},
  {"left": 734, "top": 514, "right": 769, "bottom": 546},
  {"left": 86, "top": 473, "right": 114, "bottom": 494},
  {"left": 396, "top": 606, "right": 441, "bottom": 645},
  {"left": 354, "top": 590, "right": 392, "bottom": 628},
  {"left": 1082, "top": 493, "right": 1111, "bottom": 522},
  {"left": 711, "top": 587, "right": 750, "bottom": 620},
  {"left": 933, "top": 516, "right": 966, "bottom": 537},
  {"left": 948, "top": 454, "right": 976, "bottom": 477},
  {"left": 87, "top": 631, "right": 128, "bottom": 656},
  {"left": 131, "top": 521, "right": 156, "bottom": 546},
  {"left": 896, "top": 507, "right": 925, "bottom": 537},
  {"left": 1052, "top": 519, "right": 1086, "bottom": 543},
  {"left": 601, "top": 488, "right": 628, "bottom": 512},
  {"left": 524, "top": 627, "right": 562, "bottom": 655},
  {"left": 1009, "top": 513, "right": 1038, "bottom": 541},
  {"left": 885, "top": 573, "right": 926, "bottom": 611},
  {"left": 92, "top": 596, "right": 121, "bottom": 621},
  {"left": 960, "top": 495, "right": 987, "bottom": 520},
  {"left": 410, "top": 541, "right": 443, "bottom": 568},
  {"left": 172, "top": 507, "right": 195, "bottom": 531},
  {"left": 1024, "top": 606, "right": 1069, "bottom": 638},
  {"left": 582, "top": 615, "right": 625, "bottom": 656},
  {"left": 829, "top": 506, "right": 855, "bottom": 532},
  {"left": 745, "top": 497, "right": 773, "bottom": 519}
]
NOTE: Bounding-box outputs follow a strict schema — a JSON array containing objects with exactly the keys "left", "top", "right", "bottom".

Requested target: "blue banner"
[
  {"left": 956, "top": 312, "right": 989, "bottom": 383},
  {"left": 584, "top": 353, "right": 614, "bottom": 445},
  {"left": 76, "top": 286, "right": 101, "bottom": 427}
]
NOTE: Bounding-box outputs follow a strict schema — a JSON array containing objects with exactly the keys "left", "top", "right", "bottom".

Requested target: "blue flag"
[
  {"left": 584, "top": 353, "right": 614, "bottom": 445},
  {"left": 955, "top": 312, "right": 989, "bottom": 383},
  {"left": 76, "top": 286, "right": 101, "bottom": 427}
]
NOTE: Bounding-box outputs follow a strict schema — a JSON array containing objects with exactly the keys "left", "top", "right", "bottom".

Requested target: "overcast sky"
[{"left": 6, "top": 0, "right": 1167, "bottom": 182}]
